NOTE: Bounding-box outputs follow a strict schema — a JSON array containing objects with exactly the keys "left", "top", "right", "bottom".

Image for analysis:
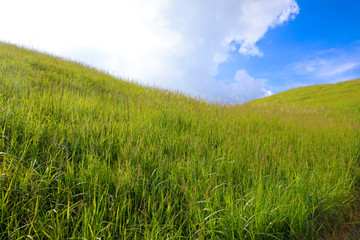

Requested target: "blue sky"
[
  {"left": 216, "top": 0, "right": 360, "bottom": 94},
  {"left": 1, "top": 0, "right": 359, "bottom": 102}
]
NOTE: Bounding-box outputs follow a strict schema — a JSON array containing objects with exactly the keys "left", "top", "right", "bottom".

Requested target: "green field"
[{"left": 1, "top": 42, "right": 359, "bottom": 239}]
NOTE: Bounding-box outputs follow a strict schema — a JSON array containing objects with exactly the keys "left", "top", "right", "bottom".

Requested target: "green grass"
[
  {"left": 250, "top": 80, "right": 360, "bottom": 116},
  {"left": 0, "top": 42, "right": 359, "bottom": 239}
]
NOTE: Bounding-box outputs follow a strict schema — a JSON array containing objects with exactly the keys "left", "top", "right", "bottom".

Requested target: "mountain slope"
[
  {"left": 0, "top": 42, "right": 359, "bottom": 239},
  {"left": 250, "top": 79, "right": 360, "bottom": 114}
]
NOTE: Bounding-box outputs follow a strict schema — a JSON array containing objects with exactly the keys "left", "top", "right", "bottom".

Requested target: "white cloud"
[
  {"left": 238, "top": 42, "right": 263, "bottom": 57},
  {"left": 210, "top": 70, "right": 272, "bottom": 103},
  {"left": 275, "top": 46, "right": 360, "bottom": 91},
  {"left": 325, "top": 62, "right": 359, "bottom": 76},
  {"left": 292, "top": 58, "right": 360, "bottom": 80},
  {"left": 0, "top": 0, "right": 298, "bottom": 101},
  {"left": 274, "top": 0, "right": 300, "bottom": 25}
]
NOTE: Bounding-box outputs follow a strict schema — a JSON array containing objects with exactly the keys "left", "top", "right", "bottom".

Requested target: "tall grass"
[{"left": 0, "top": 42, "right": 359, "bottom": 239}]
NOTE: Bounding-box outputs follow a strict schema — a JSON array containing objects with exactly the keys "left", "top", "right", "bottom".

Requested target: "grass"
[{"left": 0, "top": 42, "right": 359, "bottom": 239}]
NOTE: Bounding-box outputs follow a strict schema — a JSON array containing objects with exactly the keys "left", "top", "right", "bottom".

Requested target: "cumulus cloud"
[
  {"left": 208, "top": 70, "right": 272, "bottom": 103},
  {"left": 275, "top": 0, "right": 300, "bottom": 25},
  {"left": 0, "top": 0, "right": 299, "bottom": 101}
]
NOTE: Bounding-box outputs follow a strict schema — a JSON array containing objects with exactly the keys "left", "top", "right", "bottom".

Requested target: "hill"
[
  {"left": 0, "top": 42, "right": 359, "bottom": 239},
  {"left": 250, "top": 79, "right": 360, "bottom": 114}
]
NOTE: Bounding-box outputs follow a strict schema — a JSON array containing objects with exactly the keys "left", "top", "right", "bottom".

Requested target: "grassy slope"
[
  {"left": 0, "top": 42, "right": 359, "bottom": 239},
  {"left": 250, "top": 79, "right": 360, "bottom": 112}
]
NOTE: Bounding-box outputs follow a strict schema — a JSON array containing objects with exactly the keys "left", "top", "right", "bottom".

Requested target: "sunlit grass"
[{"left": 0, "top": 42, "right": 359, "bottom": 239}]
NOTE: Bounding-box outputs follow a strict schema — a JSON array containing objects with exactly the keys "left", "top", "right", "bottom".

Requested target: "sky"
[{"left": 1, "top": 0, "right": 360, "bottom": 102}]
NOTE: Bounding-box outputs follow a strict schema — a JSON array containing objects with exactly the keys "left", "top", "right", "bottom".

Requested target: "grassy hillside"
[
  {"left": 0, "top": 42, "right": 359, "bottom": 239},
  {"left": 250, "top": 79, "right": 360, "bottom": 115}
]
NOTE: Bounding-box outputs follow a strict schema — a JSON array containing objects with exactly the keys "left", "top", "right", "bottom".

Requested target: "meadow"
[{"left": 0, "top": 42, "right": 359, "bottom": 239}]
